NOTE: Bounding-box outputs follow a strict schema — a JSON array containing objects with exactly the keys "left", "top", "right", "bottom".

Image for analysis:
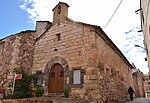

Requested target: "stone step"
[{"left": 48, "top": 93, "right": 64, "bottom": 97}]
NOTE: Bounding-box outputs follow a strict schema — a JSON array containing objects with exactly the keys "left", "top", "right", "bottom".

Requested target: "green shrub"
[
  {"left": 64, "top": 87, "right": 69, "bottom": 98},
  {"left": 12, "top": 68, "right": 37, "bottom": 98},
  {"left": 147, "top": 92, "right": 150, "bottom": 97},
  {"left": 34, "top": 85, "right": 44, "bottom": 97}
]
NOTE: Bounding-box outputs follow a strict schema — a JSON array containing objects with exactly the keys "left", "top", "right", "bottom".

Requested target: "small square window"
[
  {"left": 56, "top": 33, "right": 61, "bottom": 41},
  {"left": 106, "top": 68, "right": 111, "bottom": 76},
  {"left": 36, "top": 70, "right": 43, "bottom": 86},
  {"left": 37, "top": 74, "right": 42, "bottom": 85}
]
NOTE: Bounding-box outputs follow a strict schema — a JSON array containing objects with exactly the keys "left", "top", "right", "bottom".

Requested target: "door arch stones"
[{"left": 43, "top": 56, "right": 69, "bottom": 94}]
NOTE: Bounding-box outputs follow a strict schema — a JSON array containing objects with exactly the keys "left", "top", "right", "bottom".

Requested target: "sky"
[{"left": 0, "top": 0, "right": 148, "bottom": 74}]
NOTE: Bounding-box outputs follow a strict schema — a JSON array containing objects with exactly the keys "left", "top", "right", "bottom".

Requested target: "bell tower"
[{"left": 52, "top": 2, "right": 69, "bottom": 25}]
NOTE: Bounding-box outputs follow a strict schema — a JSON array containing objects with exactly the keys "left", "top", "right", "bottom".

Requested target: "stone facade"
[
  {"left": 132, "top": 68, "right": 145, "bottom": 97},
  {"left": 0, "top": 2, "right": 134, "bottom": 102},
  {"left": 144, "top": 74, "right": 150, "bottom": 97},
  {"left": 140, "top": 0, "right": 150, "bottom": 71},
  {"left": 0, "top": 30, "right": 35, "bottom": 89}
]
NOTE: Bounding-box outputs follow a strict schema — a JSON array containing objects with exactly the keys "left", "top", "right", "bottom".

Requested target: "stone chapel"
[{"left": 0, "top": 2, "right": 134, "bottom": 102}]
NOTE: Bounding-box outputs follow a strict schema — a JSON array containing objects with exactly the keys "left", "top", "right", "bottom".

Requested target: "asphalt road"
[{"left": 122, "top": 98, "right": 150, "bottom": 103}]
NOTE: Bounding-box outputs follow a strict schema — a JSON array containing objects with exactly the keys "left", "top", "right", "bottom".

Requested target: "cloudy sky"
[{"left": 0, "top": 0, "right": 148, "bottom": 74}]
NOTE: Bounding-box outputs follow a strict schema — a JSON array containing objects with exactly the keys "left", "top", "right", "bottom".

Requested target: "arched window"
[{"left": 57, "top": 5, "right": 61, "bottom": 14}]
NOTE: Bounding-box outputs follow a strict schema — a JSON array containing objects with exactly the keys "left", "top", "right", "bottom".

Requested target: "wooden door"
[{"left": 48, "top": 63, "right": 64, "bottom": 93}]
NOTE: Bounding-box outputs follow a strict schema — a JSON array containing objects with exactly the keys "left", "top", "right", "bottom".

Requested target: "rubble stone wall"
[
  {"left": 94, "top": 30, "right": 134, "bottom": 102},
  {"left": 0, "top": 31, "right": 35, "bottom": 90},
  {"left": 133, "top": 72, "right": 145, "bottom": 97}
]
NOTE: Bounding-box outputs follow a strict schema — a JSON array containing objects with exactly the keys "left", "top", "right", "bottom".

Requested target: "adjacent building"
[
  {"left": 140, "top": 1, "right": 150, "bottom": 98},
  {"left": 144, "top": 74, "right": 150, "bottom": 97},
  {"left": 132, "top": 63, "right": 145, "bottom": 97},
  {"left": 0, "top": 2, "right": 134, "bottom": 102},
  {"left": 140, "top": 0, "right": 150, "bottom": 72}
]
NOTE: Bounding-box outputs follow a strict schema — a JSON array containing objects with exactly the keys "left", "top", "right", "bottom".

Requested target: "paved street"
[{"left": 122, "top": 98, "right": 150, "bottom": 103}]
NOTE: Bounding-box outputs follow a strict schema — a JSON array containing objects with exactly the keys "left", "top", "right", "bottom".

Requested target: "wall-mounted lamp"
[
  {"left": 135, "top": 8, "right": 142, "bottom": 14},
  {"left": 138, "top": 30, "right": 143, "bottom": 32},
  {"left": 134, "top": 45, "right": 147, "bottom": 61},
  {"left": 134, "top": 45, "right": 146, "bottom": 50},
  {"left": 145, "top": 57, "right": 147, "bottom": 61}
]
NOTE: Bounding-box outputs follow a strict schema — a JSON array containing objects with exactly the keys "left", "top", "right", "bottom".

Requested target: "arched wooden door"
[{"left": 48, "top": 63, "right": 64, "bottom": 93}]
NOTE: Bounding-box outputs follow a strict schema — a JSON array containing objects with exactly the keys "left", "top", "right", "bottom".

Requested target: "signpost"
[{"left": 12, "top": 73, "right": 22, "bottom": 94}]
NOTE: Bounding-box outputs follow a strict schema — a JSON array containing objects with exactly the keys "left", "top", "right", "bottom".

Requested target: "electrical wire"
[{"left": 104, "top": 0, "right": 124, "bottom": 29}]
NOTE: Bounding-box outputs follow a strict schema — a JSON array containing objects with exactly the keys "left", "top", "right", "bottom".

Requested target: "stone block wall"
[
  {"left": 32, "top": 21, "right": 94, "bottom": 73},
  {"left": 33, "top": 19, "right": 134, "bottom": 102},
  {"left": 0, "top": 30, "right": 35, "bottom": 90},
  {"left": 32, "top": 21, "right": 98, "bottom": 97}
]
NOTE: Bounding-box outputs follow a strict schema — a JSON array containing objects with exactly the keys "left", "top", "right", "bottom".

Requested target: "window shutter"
[
  {"left": 81, "top": 69, "right": 85, "bottom": 84},
  {"left": 73, "top": 70, "right": 81, "bottom": 84},
  {"left": 69, "top": 70, "right": 73, "bottom": 84}
]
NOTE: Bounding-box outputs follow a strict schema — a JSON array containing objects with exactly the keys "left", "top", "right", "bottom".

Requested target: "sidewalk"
[{"left": 122, "top": 98, "right": 150, "bottom": 103}]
